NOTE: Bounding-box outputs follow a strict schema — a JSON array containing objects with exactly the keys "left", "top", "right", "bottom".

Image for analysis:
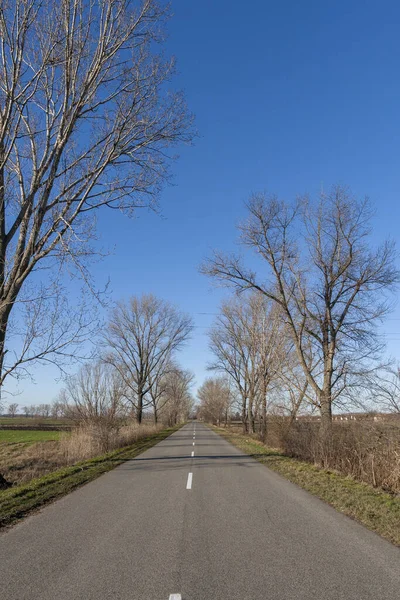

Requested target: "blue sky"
[{"left": 12, "top": 0, "right": 400, "bottom": 405}]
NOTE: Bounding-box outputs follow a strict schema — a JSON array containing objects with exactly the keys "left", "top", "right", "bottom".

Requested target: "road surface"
[{"left": 0, "top": 423, "right": 399, "bottom": 599}]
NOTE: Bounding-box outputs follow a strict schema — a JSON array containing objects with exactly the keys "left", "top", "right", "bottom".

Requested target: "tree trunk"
[
  {"left": 261, "top": 376, "right": 267, "bottom": 443},
  {"left": 241, "top": 398, "right": 247, "bottom": 433},
  {"left": 153, "top": 407, "right": 158, "bottom": 425},
  {"left": 287, "top": 412, "right": 297, "bottom": 432},
  {"left": 320, "top": 400, "right": 332, "bottom": 432},
  {"left": 0, "top": 314, "right": 9, "bottom": 387},
  {"left": 320, "top": 348, "right": 333, "bottom": 439},
  {"left": 136, "top": 397, "right": 143, "bottom": 424},
  {"left": 319, "top": 391, "right": 333, "bottom": 458},
  {"left": 248, "top": 399, "right": 255, "bottom": 434}
]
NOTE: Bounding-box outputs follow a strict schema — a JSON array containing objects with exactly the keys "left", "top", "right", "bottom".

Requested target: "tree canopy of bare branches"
[
  {"left": 60, "top": 360, "right": 124, "bottom": 426},
  {"left": 159, "top": 365, "right": 194, "bottom": 426},
  {"left": 365, "top": 367, "right": 400, "bottom": 414},
  {"left": 208, "top": 293, "right": 283, "bottom": 434},
  {"left": 197, "top": 377, "right": 232, "bottom": 426},
  {"left": 0, "top": 0, "right": 194, "bottom": 388},
  {"left": 203, "top": 186, "right": 399, "bottom": 436},
  {"left": 7, "top": 401, "right": 18, "bottom": 416},
  {"left": 103, "top": 294, "right": 193, "bottom": 423}
]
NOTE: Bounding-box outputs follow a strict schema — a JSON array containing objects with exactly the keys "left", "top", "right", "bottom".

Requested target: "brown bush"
[
  {"left": 226, "top": 418, "right": 400, "bottom": 495},
  {"left": 60, "top": 422, "right": 163, "bottom": 464},
  {"left": 278, "top": 421, "right": 400, "bottom": 495}
]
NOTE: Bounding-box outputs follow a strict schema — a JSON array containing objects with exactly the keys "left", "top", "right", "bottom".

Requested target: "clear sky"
[{"left": 12, "top": 0, "right": 400, "bottom": 405}]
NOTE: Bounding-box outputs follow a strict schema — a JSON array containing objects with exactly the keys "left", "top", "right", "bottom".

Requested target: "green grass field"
[
  {"left": 0, "top": 417, "right": 72, "bottom": 426},
  {"left": 0, "top": 430, "right": 64, "bottom": 443}
]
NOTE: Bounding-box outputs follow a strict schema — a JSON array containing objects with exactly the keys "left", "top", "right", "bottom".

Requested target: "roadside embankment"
[
  {"left": 212, "top": 426, "right": 400, "bottom": 546},
  {"left": 0, "top": 425, "right": 182, "bottom": 529}
]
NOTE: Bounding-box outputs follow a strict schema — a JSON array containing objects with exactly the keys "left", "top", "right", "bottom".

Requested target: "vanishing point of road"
[{"left": 1, "top": 423, "right": 399, "bottom": 600}]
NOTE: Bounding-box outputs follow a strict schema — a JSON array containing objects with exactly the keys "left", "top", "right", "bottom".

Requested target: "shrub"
[{"left": 279, "top": 421, "right": 400, "bottom": 494}]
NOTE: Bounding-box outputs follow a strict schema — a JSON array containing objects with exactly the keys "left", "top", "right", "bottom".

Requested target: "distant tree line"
[
  {"left": 2, "top": 294, "right": 195, "bottom": 432},
  {"left": 59, "top": 294, "right": 194, "bottom": 429}
]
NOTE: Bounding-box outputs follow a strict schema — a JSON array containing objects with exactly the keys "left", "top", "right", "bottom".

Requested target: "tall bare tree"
[
  {"left": 0, "top": 0, "right": 193, "bottom": 388},
  {"left": 50, "top": 399, "right": 64, "bottom": 419},
  {"left": 208, "top": 293, "right": 282, "bottom": 434},
  {"left": 104, "top": 294, "right": 193, "bottom": 423},
  {"left": 197, "top": 377, "right": 232, "bottom": 426},
  {"left": 208, "top": 297, "right": 254, "bottom": 433},
  {"left": 203, "top": 186, "right": 399, "bottom": 437},
  {"left": 60, "top": 360, "right": 124, "bottom": 426},
  {"left": 7, "top": 401, "right": 18, "bottom": 416},
  {"left": 254, "top": 296, "right": 284, "bottom": 441},
  {"left": 159, "top": 365, "right": 194, "bottom": 426},
  {"left": 148, "top": 360, "right": 176, "bottom": 424},
  {"left": 22, "top": 405, "right": 31, "bottom": 417}
]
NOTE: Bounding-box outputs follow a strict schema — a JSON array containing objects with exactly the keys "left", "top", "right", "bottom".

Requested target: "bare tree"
[
  {"left": 61, "top": 360, "right": 123, "bottom": 426},
  {"left": 50, "top": 399, "right": 64, "bottom": 419},
  {"left": 1, "top": 281, "right": 98, "bottom": 386},
  {"left": 22, "top": 405, "right": 31, "bottom": 417},
  {"left": 104, "top": 294, "right": 193, "bottom": 423},
  {"left": 208, "top": 293, "right": 283, "bottom": 434},
  {"left": 203, "top": 186, "right": 399, "bottom": 437},
  {"left": 254, "top": 297, "right": 285, "bottom": 441},
  {"left": 197, "top": 377, "right": 232, "bottom": 426},
  {"left": 0, "top": 0, "right": 194, "bottom": 389},
  {"left": 365, "top": 367, "right": 400, "bottom": 413},
  {"left": 36, "top": 403, "right": 51, "bottom": 418},
  {"left": 8, "top": 401, "right": 18, "bottom": 416},
  {"left": 272, "top": 359, "right": 311, "bottom": 428},
  {"left": 159, "top": 366, "right": 194, "bottom": 426},
  {"left": 148, "top": 360, "right": 176, "bottom": 424},
  {"left": 208, "top": 298, "right": 253, "bottom": 433}
]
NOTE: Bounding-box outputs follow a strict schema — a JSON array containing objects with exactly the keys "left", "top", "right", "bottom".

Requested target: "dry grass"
[
  {"left": 0, "top": 422, "right": 164, "bottom": 486},
  {"left": 60, "top": 422, "right": 164, "bottom": 465}
]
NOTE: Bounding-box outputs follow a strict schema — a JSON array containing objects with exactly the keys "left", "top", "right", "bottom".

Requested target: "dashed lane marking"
[{"left": 186, "top": 473, "right": 193, "bottom": 490}]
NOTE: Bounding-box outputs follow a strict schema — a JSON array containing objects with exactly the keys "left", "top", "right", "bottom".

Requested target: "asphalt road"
[{"left": 0, "top": 423, "right": 399, "bottom": 600}]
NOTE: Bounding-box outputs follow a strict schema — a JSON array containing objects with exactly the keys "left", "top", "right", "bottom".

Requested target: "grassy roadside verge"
[
  {"left": 212, "top": 426, "right": 400, "bottom": 546},
  {"left": 0, "top": 425, "right": 182, "bottom": 529}
]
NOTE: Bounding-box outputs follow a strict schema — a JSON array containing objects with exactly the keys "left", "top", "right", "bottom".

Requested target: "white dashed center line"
[
  {"left": 191, "top": 451, "right": 194, "bottom": 457},
  {"left": 169, "top": 594, "right": 182, "bottom": 600},
  {"left": 192, "top": 441, "right": 195, "bottom": 446},
  {"left": 186, "top": 472, "right": 193, "bottom": 490}
]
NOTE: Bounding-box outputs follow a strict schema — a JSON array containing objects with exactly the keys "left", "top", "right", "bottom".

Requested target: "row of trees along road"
[
  {"left": 0, "top": 0, "right": 194, "bottom": 398},
  {"left": 60, "top": 294, "right": 194, "bottom": 426},
  {"left": 197, "top": 377, "right": 234, "bottom": 427},
  {"left": 202, "top": 187, "right": 400, "bottom": 439},
  {"left": 0, "top": 1, "right": 195, "bottom": 484},
  {"left": 207, "top": 294, "right": 283, "bottom": 438}
]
